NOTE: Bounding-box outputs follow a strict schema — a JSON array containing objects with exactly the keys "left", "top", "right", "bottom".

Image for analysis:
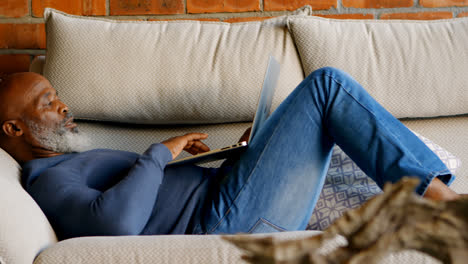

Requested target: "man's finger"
[
  {"left": 186, "top": 148, "right": 198, "bottom": 155},
  {"left": 185, "top": 142, "right": 210, "bottom": 154},
  {"left": 191, "top": 141, "right": 210, "bottom": 152},
  {"left": 184, "top": 133, "right": 208, "bottom": 141},
  {"left": 186, "top": 146, "right": 206, "bottom": 155}
]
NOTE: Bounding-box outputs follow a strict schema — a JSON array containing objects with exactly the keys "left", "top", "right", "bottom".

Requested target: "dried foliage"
[{"left": 223, "top": 177, "right": 468, "bottom": 264}]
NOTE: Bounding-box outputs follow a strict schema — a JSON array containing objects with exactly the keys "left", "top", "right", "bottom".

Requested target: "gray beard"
[{"left": 26, "top": 119, "right": 91, "bottom": 153}]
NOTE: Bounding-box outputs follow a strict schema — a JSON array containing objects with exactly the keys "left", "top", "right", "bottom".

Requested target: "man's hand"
[
  {"left": 162, "top": 133, "right": 210, "bottom": 160},
  {"left": 239, "top": 127, "right": 252, "bottom": 143}
]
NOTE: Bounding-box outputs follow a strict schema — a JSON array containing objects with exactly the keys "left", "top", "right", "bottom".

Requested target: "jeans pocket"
[{"left": 247, "top": 218, "right": 287, "bottom": 234}]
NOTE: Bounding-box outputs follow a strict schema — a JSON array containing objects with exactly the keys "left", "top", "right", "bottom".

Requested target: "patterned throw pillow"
[{"left": 307, "top": 132, "right": 462, "bottom": 230}]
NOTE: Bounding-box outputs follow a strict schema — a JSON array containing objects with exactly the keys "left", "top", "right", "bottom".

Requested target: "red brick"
[
  {"left": 110, "top": 0, "right": 184, "bottom": 15},
  {"left": 0, "top": 0, "right": 28, "bottom": 18},
  {"left": 459, "top": 12, "right": 468, "bottom": 17},
  {"left": 0, "top": 55, "right": 31, "bottom": 74},
  {"left": 316, "top": 13, "right": 374, "bottom": 19},
  {"left": 32, "top": 0, "right": 106, "bottom": 17},
  {"left": 148, "top": 18, "right": 221, "bottom": 21},
  {"left": 343, "top": 0, "right": 412, "bottom": 8},
  {"left": 0, "top": 24, "right": 46, "bottom": 49},
  {"left": 224, "top": 16, "right": 274, "bottom": 22},
  {"left": 421, "top": 0, "right": 468, "bottom": 8},
  {"left": 265, "top": 0, "right": 335, "bottom": 11},
  {"left": 187, "top": 0, "right": 260, "bottom": 13},
  {"left": 380, "top": 12, "right": 453, "bottom": 20}
]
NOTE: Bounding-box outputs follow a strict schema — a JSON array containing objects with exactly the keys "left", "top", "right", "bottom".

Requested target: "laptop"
[{"left": 167, "top": 55, "right": 281, "bottom": 166}]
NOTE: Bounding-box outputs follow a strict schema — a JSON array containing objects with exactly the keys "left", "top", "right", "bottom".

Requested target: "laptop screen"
[{"left": 249, "top": 55, "right": 281, "bottom": 142}]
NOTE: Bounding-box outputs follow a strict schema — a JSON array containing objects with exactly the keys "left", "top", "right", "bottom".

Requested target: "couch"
[{"left": 2, "top": 5, "right": 468, "bottom": 264}]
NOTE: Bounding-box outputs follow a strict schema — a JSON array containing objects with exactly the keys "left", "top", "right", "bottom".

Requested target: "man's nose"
[{"left": 59, "top": 102, "right": 69, "bottom": 114}]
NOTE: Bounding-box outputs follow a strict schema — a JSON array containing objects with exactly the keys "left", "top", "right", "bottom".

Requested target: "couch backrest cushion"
[
  {"left": 287, "top": 16, "right": 468, "bottom": 119},
  {"left": 0, "top": 148, "right": 57, "bottom": 264},
  {"left": 43, "top": 7, "right": 310, "bottom": 124}
]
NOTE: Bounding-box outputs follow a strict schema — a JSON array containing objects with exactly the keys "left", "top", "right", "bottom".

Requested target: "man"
[{"left": 0, "top": 69, "right": 459, "bottom": 240}]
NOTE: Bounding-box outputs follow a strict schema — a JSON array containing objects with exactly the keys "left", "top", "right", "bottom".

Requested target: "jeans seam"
[
  {"left": 322, "top": 73, "right": 378, "bottom": 117},
  {"left": 247, "top": 218, "right": 287, "bottom": 234},
  {"left": 206, "top": 78, "right": 313, "bottom": 234}
]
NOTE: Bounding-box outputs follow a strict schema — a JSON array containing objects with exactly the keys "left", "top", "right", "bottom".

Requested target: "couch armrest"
[{"left": 33, "top": 231, "right": 322, "bottom": 264}]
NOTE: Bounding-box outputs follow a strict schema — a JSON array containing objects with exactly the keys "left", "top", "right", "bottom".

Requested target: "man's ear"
[{"left": 2, "top": 120, "right": 24, "bottom": 137}]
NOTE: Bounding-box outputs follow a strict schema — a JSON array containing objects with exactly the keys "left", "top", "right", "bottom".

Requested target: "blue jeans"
[{"left": 191, "top": 67, "right": 454, "bottom": 235}]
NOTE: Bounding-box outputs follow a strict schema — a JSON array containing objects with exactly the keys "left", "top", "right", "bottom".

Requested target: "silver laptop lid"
[{"left": 249, "top": 55, "right": 281, "bottom": 142}]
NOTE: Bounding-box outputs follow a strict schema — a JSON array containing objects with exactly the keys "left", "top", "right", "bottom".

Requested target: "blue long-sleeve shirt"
[{"left": 22, "top": 143, "right": 220, "bottom": 240}]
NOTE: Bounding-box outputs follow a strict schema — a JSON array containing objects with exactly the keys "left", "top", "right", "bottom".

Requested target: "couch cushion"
[
  {"left": 33, "top": 231, "right": 326, "bottom": 264},
  {"left": 33, "top": 229, "right": 440, "bottom": 264},
  {"left": 287, "top": 16, "right": 468, "bottom": 119},
  {"left": 43, "top": 7, "right": 310, "bottom": 124},
  {"left": 74, "top": 121, "right": 251, "bottom": 157},
  {"left": 0, "top": 148, "right": 57, "bottom": 264}
]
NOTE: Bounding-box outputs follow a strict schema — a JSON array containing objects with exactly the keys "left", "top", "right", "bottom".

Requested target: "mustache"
[
  {"left": 57, "top": 112, "right": 77, "bottom": 136},
  {"left": 60, "top": 112, "right": 75, "bottom": 126}
]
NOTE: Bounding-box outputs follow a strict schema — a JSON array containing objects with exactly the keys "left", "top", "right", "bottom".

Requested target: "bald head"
[
  {"left": 0, "top": 72, "right": 48, "bottom": 124},
  {"left": 0, "top": 72, "right": 88, "bottom": 163}
]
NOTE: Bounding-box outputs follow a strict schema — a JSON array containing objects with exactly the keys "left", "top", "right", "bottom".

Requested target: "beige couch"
[{"left": 2, "top": 6, "right": 468, "bottom": 264}]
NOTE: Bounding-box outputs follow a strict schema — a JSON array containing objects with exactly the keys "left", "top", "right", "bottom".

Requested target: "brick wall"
[{"left": 1, "top": 0, "right": 468, "bottom": 74}]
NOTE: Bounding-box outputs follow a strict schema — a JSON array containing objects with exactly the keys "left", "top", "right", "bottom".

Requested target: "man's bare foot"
[{"left": 423, "top": 177, "right": 460, "bottom": 201}]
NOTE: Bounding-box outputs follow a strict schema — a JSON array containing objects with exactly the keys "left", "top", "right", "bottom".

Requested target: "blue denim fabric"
[{"left": 191, "top": 67, "right": 454, "bottom": 235}]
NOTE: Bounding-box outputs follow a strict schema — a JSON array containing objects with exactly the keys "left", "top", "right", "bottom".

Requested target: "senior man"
[{"left": 0, "top": 70, "right": 459, "bottom": 240}]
